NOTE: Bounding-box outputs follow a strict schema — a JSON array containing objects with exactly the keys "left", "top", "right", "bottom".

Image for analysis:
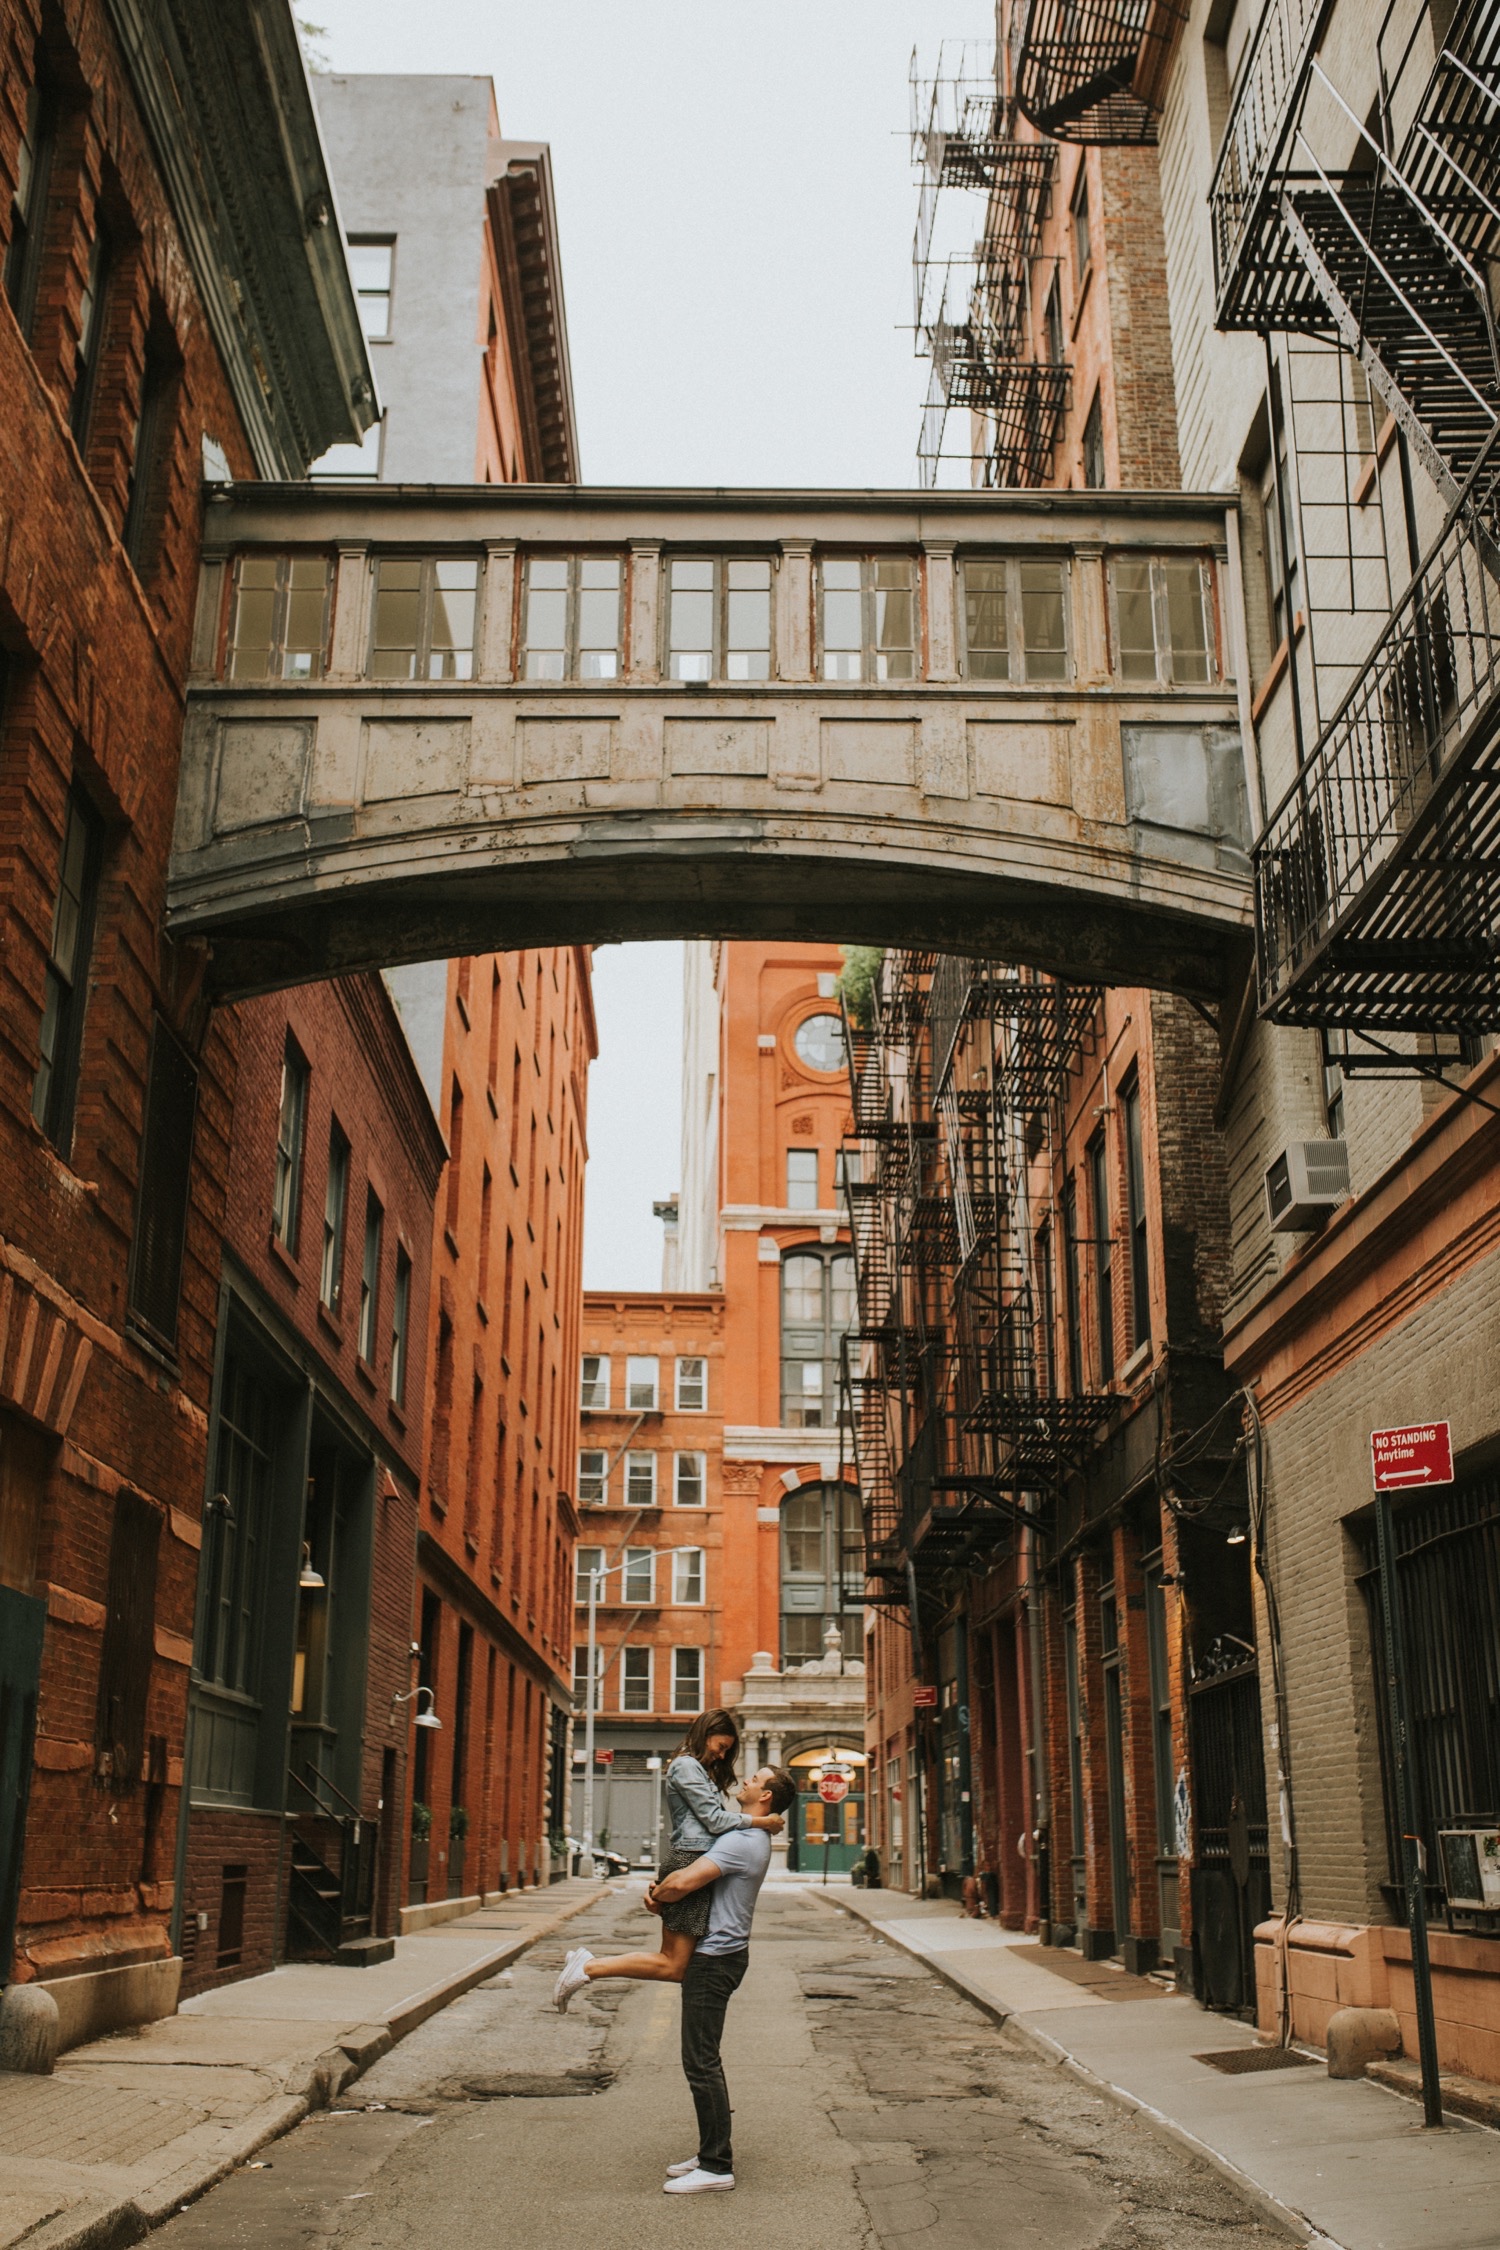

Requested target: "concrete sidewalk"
[
  {"left": 0, "top": 1880, "right": 604, "bottom": 2250},
  {"left": 823, "top": 1889, "right": 1500, "bottom": 2250}
]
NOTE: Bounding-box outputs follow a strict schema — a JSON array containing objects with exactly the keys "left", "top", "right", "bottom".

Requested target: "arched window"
[
  {"left": 780, "top": 1249, "right": 855, "bottom": 1428},
  {"left": 780, "top": 1481, "right": 864, "bottom": 1664}
]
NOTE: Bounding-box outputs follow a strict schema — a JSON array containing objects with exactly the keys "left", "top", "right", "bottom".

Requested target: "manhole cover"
[
  {"left": 461, "top": 2067, "right": 613, "bottom": 2099},
  {"left": 1194, "top": 2047, "right": 1316, "bottom": 2074}
]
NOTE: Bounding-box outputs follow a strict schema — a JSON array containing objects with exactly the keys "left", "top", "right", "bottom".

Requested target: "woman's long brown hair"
[{"left": 676, "top": 1708, "right": 740, "bottom": 1793}]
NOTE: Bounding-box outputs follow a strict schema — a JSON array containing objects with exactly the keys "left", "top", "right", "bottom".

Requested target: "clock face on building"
[{"left": 793, "top": 1012, "right": 845, "bottom": 1073}]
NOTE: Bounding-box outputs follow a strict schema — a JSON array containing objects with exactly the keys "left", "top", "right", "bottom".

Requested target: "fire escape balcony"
[
  {"left": 1254, "top": 424, "right": 1500, "bottom": 1029},
  {"left": 1211, "top": 0, "right": 1500, "bottom": 520},
  {"left": 1014, "top": 0, "right": 1189, "bottom": 143},
  {"left": 928, "top": 298, "right": 1071, "bottom": 489}
]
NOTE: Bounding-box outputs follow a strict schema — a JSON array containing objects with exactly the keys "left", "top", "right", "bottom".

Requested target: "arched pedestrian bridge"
[{"left": 171, "top": 485, "right": 1257, "bottom": 1000}]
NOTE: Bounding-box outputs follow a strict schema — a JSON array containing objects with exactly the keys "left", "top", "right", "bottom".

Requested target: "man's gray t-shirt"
[{"left": 698, "top": 1827, "right": 772, "bottom": 1956}]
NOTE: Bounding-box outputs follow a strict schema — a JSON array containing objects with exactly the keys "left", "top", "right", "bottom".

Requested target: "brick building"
[
  {"left": 0, "top": 0, "right": 371, "bottom": 2044},
  {"left": 568, "top": 1290, "right": 726, "bottom": 1864},
  {"left": 307, "top": 74, "right": 592, "bottom": 1909},
  {"left": 178, "top": 977, "right": 443, "bottom": 1994}
]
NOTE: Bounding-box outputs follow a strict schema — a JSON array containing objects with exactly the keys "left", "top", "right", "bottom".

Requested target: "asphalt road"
[{"left": 151, "top": 1884, "right": 1286, "bottom": 2248}]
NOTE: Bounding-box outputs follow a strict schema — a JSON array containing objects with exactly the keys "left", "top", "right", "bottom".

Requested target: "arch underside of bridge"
[{"left": 170, "top": 484, "right": 1256, "bottom": 1005}]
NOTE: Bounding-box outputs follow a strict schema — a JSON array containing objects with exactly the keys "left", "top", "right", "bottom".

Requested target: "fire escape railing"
[{"left": 1014, "top": 0, "right": 1190, "bottom": 144}]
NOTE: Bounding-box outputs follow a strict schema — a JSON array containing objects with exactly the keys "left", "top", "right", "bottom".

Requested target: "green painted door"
[
  {"left": 796, "top": 1783, "right": 865, "bottom": 1874},
  {"left": 0, "top": 1585, "right": 46, "bottom": 1976}
]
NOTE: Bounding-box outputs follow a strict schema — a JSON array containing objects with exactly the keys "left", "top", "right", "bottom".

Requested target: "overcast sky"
[{"left": 310, "top": 0, "right": 991, "bottom": 1286}]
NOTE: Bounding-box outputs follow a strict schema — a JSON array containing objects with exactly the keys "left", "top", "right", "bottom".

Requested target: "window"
[
  {"left": 1123, "top": 1078, "right": 1151, "bottom": 1351},
  {"left": 672, "top": 1548, "right": 704, "bottom": 1604},
  {"left": 623, "top": 1547, "right": 655, "bottom": 1602},
  {"left": 71, "top": 220, "right": 112, "bottom": 446},
  {"left": 347, "top": 238, "right": 394, "bottom": 338},
  {"left": 388, "top": 1245, "right": 412, "bottom": 1404},
  {"left": 674, "top": 1356, "right": 706, "bottom": 1411},
  {"left": 960, "top": 558, "right": 1069, "bottom": 681},
  {"left": 578, "top": 1447, "right": 608, "bottom": 1505},
  {"left": 521, "top": 556, "right": 622, "bottom": 679},
  {"left": 1112, "top": 556, "right": 1214, "bottom": 684},
  {"left": 1044, "top": 274, "right": 1064, "bottom": 366},
  {"left": 626, "top": 1355, "right": 659, "bottom": 1410},
  {"left": 1061, "top": 1178, "right": 1084, "bottom": 1395},
  {"left": 369, "top": 558, "right": 478, "bottom": 680},
  {"left": 1320, "top": 1031, "right": 1346, "bottom": 1142},
  {"left": 32, "top": 790, "right": 103, "bottom": 1153},
  {"left": 575, "top": 1544, "right": 604, "bottom": 1604},
  {"left": 674, "top": 1451, "right": 706, "bottom": 1507},
  {"left": 834, "top": 1147, "right": 861, "bottom": 1196},
  {"left": 671, "top": 1647, "right": 704, "bottom": 1713},
  {"left": 1082, "top": 390, "right": 1106, "bottom": 489},
  {"left": 580, "top": 1354, "right": 610, "bottom": 1409},
  {"left": 227, "top": 555, "right": 331, "bottom": 680},
  {"left": 320, "top": 1123, "right": 350, "bottom": 1312},
  {"left": 625, "top": 1450, "right": 657, "bottom": 1506},
  {"left": 573, "top": 1643, "right": 604, "bottom": 1707},
  {"left": 1088, "top": 1132, "right": 1114, "bottom": 1381},
  {"left": 786, "top": 1148, "right": 819, "bottom": 1209},
  {"left": 199, "top": 1352, "right": 275, "bottom": 1714},
  {"left": 665, "top": 557, "right": 772, "bottom": 680},
  {"left": 781, "top": 1250, "right": 856, "bottom": 1426},
  {"left": 126, "top": 1017, "right": 199, "bottom": 1351},
  {"left": 820, "top": 556, "right": 915, "bottom": 680},
  {"left": 793, "top": 1012, "right": 845, "bottom": 1072},
  {"left": 1071, "top": 167, "right": 1092, "bottom": 277},
  {"left": 780, "top": 1482, "right": 863, "bottom": 1663},
  {"left": 358, "top": 1189, "right": 383, "bottom": 1363},
  {"left": 4, "top": 73, "right": 57, "bottom": 339},
  {"left": 621, "top": 1646, "right": 653, "bottom": 1712},
  {"left": 124, "top": 319, "right": 178, "bottom": 574},
  {"left": 271, "top": 1036, "right": 308, "bottom": 1251}
]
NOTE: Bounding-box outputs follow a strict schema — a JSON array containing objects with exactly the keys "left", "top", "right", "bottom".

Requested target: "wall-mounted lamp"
[
  {"left": 298, "top": 1542, "right": 325, "bottom": 1591},
  {"left": 391, "top": 1683, "right": 441, "bottom": 1730}
]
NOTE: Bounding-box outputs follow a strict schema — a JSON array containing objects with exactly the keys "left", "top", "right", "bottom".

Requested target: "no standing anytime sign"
[{"left": 1370, "top": 1421, "right": 1454, "bottom": 1491}]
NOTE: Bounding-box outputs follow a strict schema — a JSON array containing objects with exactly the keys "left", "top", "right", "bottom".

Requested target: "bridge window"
[
  {"left": 522, "top": 556, "right": 621, "bottom": 679},
  {"left": 369, "top": 558, "right": 477, "bottom": 680},
  {"left": 666, "top": 557, "right": 772, "bottom": 680},
  {"left": 820, "top": 557, "right": 915, "bottom": 681},
  {"left": 227, "top": 556, "right": 330, "bottom": 680},
  {"left": 961, "top": 558, "right": 1070, "bottom": 681},
  {"left": 1112, "top": 556, "right": 1214, "bottom": 685}
]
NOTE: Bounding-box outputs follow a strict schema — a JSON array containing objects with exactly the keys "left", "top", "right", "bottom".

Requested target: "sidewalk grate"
[{"left": 1193, "top": 2047, "right": 1317, "bottom": 2075}]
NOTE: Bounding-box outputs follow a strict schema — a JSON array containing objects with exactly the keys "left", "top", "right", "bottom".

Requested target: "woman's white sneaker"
[
  {"left": 552, "top": 1948, "right": 594, "bottom": 2011},
  {"left": 663, "top": 2168, "right": 735, "bottom": 2194},
  {"left": 664, "top": 2160, "right": 699, "bottom": 2178}
]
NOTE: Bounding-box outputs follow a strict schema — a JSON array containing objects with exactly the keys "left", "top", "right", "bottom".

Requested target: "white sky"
[{"left": 310, "top": 0, "right": 992, "bottom": 1286}]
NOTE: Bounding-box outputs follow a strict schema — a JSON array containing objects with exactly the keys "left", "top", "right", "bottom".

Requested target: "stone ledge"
[
  {"left": 398, "top": 1892, "right": 482, "bottom": 1935},
  {"left": 1367, "top": 2058, "right": 1500, "bottom": 2128},
  {"left": 39, "top": 1956, "right": 182, "bottom": 2053}
]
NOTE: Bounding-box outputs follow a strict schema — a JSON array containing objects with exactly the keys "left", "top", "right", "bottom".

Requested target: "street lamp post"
[{"left": 580, "top": 1553, "right": 633, "bottom": 1862}]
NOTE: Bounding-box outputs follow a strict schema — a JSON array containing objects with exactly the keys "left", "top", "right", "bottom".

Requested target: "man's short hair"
[{"left": 759, "top": 1765, "right": 796, "bottom": 1816}]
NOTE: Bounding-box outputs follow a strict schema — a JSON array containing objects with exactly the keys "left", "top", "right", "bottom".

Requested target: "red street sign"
[
  {"left": 1371, "top": 1422, "right": 1454, "bottom": 1491},
  {"left": 818, "top": 1771, "right": 850, "bottom": 1804},
  {"left": 594, "top": 1748, "right": 614, "bottom": 1764},
  {"left": 912, "top": 1684, "right": 938, "bottom": 1709}
]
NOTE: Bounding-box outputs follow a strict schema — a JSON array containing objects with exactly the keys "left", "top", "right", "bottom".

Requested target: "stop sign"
[{"left": 818, "top": 1769, "right": 850, "bottom": 1805}]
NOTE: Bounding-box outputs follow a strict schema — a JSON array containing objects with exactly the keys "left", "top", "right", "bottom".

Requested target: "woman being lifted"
[{"left": 553, "top": 1708, "right": 783, "bottom": 2007}]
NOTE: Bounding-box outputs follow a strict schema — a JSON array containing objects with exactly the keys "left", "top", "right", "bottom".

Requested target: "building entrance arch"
[{"left": 171, "top": 484, "right": 1255, "bottom": 1005}]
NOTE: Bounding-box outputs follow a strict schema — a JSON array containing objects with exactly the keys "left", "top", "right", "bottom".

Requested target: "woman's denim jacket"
[{"left": 666, "top": 1755, "right": 751, "bottom": 1852}]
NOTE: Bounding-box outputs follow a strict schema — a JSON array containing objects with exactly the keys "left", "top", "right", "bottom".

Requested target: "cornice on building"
[
  {"left": 103, "top": 0, "right": 376, "bottom": 478},
  {"left": 487, "top": 142, "right": 578, "bottom": 484},
  {"left": 334, "top": 975, "right": 449, "bottom": 1193},
  {"left": 720, "top": 1205, "right": 849, "bottom": 1230}
]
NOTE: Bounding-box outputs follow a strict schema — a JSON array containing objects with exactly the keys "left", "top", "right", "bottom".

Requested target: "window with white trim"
[
  {"left": 625, "top": 1451, "right": 657, "bottom": 1506},
  {"left": 580, "top": 1354, "right": 610, "bottom": 1410},
  {"left": 578, "top": 1448, "right": 608, "bottom": 1506},
  {"left": 674, "top": 1356, "right": 706, "bottom": 1411},
  {"left": 573, "top": 1643, "right": 604, "bottom": 1706},
  {"left": 672, "top": 1647, "right": 704, "bottom": 1712},
  {"left": 674, "top": 1452, "right": 706, "bottom": 1507},
  {"left": 621, "top": 1646, "right": 653, "bottom": 1712},
  {"left": 1112, "top": 556, "right": 1214, "bottom": 684},
  {"left": 672, "top": 1548, "right": 705, "bottom": 1604},
  {"left": 626, "top": 1355, "right": 659, "bottom": 1409},
  {"left": 575, "top": 1544, "right": 604, "bottom": 1605},
  {"left": 623, "top": 1546, "right": 655, "bottom": 1603}
]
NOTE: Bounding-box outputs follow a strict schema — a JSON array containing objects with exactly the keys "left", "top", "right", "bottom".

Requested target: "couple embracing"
[{"left": 552, "top": 1709, "right": 795, "bottom": 2195}]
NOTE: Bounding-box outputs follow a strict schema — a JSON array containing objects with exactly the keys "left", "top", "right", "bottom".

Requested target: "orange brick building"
[{"left": 569, "top": 1290, "right": 725, "bottom": 1863}]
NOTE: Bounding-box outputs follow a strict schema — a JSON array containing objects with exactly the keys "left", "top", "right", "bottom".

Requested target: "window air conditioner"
[
  {"left": 1438, "top": 1829, "right": 1500, "bottom": 1912},
  {"left": 1264, "top": 1139, "right": 1349, "bottom": 1231}
]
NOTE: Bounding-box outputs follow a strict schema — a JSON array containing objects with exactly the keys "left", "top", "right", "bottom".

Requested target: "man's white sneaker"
[
  {"left": 664, "top": 2160, "right": 699, "bottom": 2178},
  {"left": 663, "top": 2168, "right": 735, "bottom": 2194},
  {"left": 552, "top": 1947, "right": 594, "bottom": 2012}
]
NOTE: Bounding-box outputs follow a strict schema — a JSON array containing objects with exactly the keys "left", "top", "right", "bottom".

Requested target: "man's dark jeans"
[{"left": 680, "top": 1946, "right": 749, "bottom": 2173}]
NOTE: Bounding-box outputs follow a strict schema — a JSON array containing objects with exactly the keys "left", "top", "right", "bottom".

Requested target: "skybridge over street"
[{"left": 171, "top": 483, "right": 1256, "bottom": 1001}]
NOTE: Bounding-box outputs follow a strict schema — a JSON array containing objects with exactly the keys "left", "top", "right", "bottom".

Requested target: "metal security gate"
[{"left": 1189, "top": 1657, "right": 1271, "bottom": 2012}]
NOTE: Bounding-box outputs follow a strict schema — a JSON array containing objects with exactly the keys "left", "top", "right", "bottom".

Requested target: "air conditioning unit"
[
  {"left": 1438, "top": 1829, "right": 1500, "bottom": 1912},
  {"left": 1264, "top": 1139, "right": 1350, "bottom": 1231}
]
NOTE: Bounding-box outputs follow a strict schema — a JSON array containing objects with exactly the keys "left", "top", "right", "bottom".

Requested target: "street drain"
[
  {"left": 1193, "top": 2047, "right": 1316, "bottom": 2074},
  {"left": 460, "top": 2068, "right": 613, "bottom": 2099}
]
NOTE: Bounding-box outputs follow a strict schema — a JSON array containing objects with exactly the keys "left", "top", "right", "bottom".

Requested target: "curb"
[
  {"left": 14, "top": 1885, "right": 609, "bottom": 2250},
  {"left": 816, "top": 1891, "right": 1342, "bottom": 2250}
]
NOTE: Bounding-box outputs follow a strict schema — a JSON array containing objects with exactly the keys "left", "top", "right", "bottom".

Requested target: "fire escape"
[
  {"left": 1211, "top": 0, "right": 1500, "bottom": 1030},
  {"left": 911, "top": 47, "right": 1068, "bottom": 487},
  {"left": 1014, "top": 0, "right": 1190, "bottom": 143},
  {"left": 840, "top": 956, "right": 1109, "bottom": 1608}
]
